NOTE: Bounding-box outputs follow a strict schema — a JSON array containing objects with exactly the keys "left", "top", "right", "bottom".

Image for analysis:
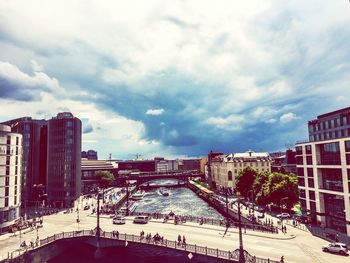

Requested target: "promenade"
[{"left": 0, "top": 204, "right": 347, "bottom": 263}]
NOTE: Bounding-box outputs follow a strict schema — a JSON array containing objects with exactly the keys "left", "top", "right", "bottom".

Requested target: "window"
[
  {"left": 306, "top": 156, "right": 312, "bottom": 165},
  {"left": 306, "top": 145, "right": 312, "bottom": 154},
  {"left": 331, "top": 119, "right": 334, "bottom": 128},
  {"left": 296, "top": 146, "right": 302, "bottom": 155},
  {"left": 298, "top": 177, "right": 305, "bottom": 186},
  {"left": 6, "top": 136, "right": 11, "bottom": 145},
  {"left": 308, "top": 178, "right": 314, "bottom": 188},
  {"left": 345, "top": 141, "right": 350, "bottom": 152},
  {"left": 228, "top": 171, "right": 233, "bottom": 181},
  {"left": 300, "top": 189, "right": 306, "bottom": 198},
  {"left": 309, "top": 191, "right": 315, "bottom": 200},
  {"left": 307, "top": 168, "right": 313, "bottom": 177}
]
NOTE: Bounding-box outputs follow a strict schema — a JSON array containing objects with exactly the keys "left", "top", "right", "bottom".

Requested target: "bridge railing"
[
  {"left": 2, "top": 229, "right": 280, "bottom": 263},
  {"left": 129, "top": 211, "right": 278, "bottom": 234}
]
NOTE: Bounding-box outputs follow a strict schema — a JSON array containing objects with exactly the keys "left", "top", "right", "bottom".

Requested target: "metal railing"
[
  {"left": 129, "top": 212, "right": 278, "bottom": 234},
  {"left": 2, "top": 229, "right": 280, "bottom": 263}
]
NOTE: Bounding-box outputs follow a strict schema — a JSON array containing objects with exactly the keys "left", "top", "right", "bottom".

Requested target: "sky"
[{"left": 0, "top": 0, "right": 349, "bottom": 160}]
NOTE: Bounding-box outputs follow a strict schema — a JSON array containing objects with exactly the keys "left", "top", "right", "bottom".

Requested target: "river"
[{"left": 133, "top": 180, "right": 223, "bottom": 219}]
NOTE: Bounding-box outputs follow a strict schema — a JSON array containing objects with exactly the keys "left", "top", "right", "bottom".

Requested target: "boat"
[
  {"left": 131, "top": 190, "right": 146, "bottom": 200},
  {"left": 158, "top": 188, "right": 170, "bottom": 196}
]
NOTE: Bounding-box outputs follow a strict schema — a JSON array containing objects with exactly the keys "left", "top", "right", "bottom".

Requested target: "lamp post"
[
  {"left": 237, "top": 198, "right": 245, "bottom": 263},
  {"left": 248, "top": 189, "right": 255, "bottom": 215},
  {"left": 280, "top": 197, "right": 288, "bottom": 214}
]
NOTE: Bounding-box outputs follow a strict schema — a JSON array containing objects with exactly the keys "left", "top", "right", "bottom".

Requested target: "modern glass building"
[
  {"left": 296, "top": 107, "right": 350, "bottom": 235},
  {"left": 47, "top": 113, "right": 82, "bottom": 208},
  {"left": 0, "top": 124, "right": 22, "bottom": 233}
]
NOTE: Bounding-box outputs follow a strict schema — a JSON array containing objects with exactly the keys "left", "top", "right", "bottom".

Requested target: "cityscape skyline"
[{"left": 0, "top": 1, "right": 350, "bottom": 160}]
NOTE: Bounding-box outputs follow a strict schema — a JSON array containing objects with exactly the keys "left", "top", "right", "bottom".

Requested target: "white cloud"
[
  {"left": 280, "top": 112, "right": 300, "bottom": 123},
  {"left": 146, "top": 108, "right": 165, "bottom": 115},
  {"left": 204, "top": 114, "right": 244, "bottom": 131}
]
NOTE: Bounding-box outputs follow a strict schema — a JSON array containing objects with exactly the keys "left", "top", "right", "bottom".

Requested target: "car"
[
  {"left": 83, "top": 205, "right": 90, "bottom": 210},
  {"left": 255, "top": 206, "right": 265, "bottom": 213},
  {"left": 277, "top": 213, "right": 290, "bottom": 219},
  {"left": 133, "top": 216, "right": 149, "bottom": 224},
  {"left": 322, "top": 242, "right": 348, "bottom": 255},
  {"left": 258, "top": 213, "right": 265, "bottom": 219},
  {"left": 113, "top": 215, "right": 126, "bottom": 225}
]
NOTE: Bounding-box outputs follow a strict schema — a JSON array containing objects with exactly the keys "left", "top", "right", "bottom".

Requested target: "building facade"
[
  {"left": 296, "top": 107, "right": 350, "bottom": 236},
  {"left": 0, "top": 124, "right": 22, "bottom": 233},
  {"left": 1, "top": 117, "right": 47, "bottom": 206},
  {"left": 47, "top": 113, "right": 82, "bottom": 208},
  {"left": 210, "top": 150, "right": 272, "bottom": 191},
  {"left": 81, "top": 150, "right": 98, "bottom": 160}
]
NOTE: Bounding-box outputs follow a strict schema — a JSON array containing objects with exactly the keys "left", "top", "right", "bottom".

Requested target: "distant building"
[
  {"left": 0, "top": 124, "right": 22, "bottom": 233},
  {"left": 82, "top": 150, "right": 98, "bottom": 160},
  {"left": 271, "top": 150, "right": 296, "bottom": 174},
  {"left": 47, "top": 112, "right": 82, "bottom": 208},
  {"left": 1, "top": 117, "right": 47, "bottom": 207},
  {"left": 210, "top": 150, "right": 272, "bottom": 191},
  {"left": 296, "top": 106, "right": 350, "bottom": 235},
  {"left": 207, "top": 151, "right": 224, "bottom": 188},
  {"left": 178, "top": 159, "right": 201, "bottom": 171},
  {"left": 81, "top": 160, "right": 118, "bottom": 193}
]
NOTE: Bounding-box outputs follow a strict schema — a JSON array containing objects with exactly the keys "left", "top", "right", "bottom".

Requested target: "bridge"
[
  {"left": 116, "top": 170, "right": 204, "bottom": 185},
  {"left": 2, "top": 230, "right": 278, "bottom": 263}
]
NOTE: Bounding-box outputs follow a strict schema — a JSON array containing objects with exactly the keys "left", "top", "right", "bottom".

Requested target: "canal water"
[{"left": 134, "top": 179, "right": 223, "bottom": 219}]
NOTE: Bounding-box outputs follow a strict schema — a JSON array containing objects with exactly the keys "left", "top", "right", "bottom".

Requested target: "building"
[
  {"left": 0, "top": 124, "right": 22, "bottom": 233},
  {"left": 81, "top": 160, "right": 118, "bottom": 193},
  {"left": 296, "top": 106, "right": 350, "bottom": 235},
  {"left": 47, "top": 112, "right": 82, "bottom": 208},
  {"left": 1, "top": 117, "right": 47, "bottom": 207},
  {"left": 210, "top": 150, "right": 272, "bottom": 191},
  {"left": 81, "top": 150, "right": 98, "bottom": 160},
  {"left": 178, "top": 159, "right": 201, "bottom": 171},
  {"left": 271, "top": 149, "right": 297, "bottom": 175}
]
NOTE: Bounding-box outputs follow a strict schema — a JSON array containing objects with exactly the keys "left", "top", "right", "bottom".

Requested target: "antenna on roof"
[
  {"left": 285, "top": 143, "right": 293, "bottom": 150},
  {"left": 109, "top": 153, "right": 112, "bottom": 160}
]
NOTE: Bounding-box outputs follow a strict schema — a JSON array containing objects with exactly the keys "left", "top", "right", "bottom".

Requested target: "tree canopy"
[
  {"left": 235, "top": 166, "right": 299, "bottom": 210},
  {"left": 95, "top": 170, "right": 115, "bottom": 188},
  {"left": 235, "top": 166, "right": 258, "bottom": 199}
]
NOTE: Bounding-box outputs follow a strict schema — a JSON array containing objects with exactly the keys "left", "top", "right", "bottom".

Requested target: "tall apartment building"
[
  {"left": 47, "top": 112, "right": 82, "bottom": 208},
  {"left": 81, "top": 150, "right": 98, "bottom": 160},
  {"left": 210, "top": 150, "right": 272, "bottom": 190},
  {"left": 296, "top": 106, "right": 350, "bottom": 235},
  {"left": 1, "top": 117, "right": 47, "bottom": 205},
  {"left": 0, "top": 124, "right": 22, "bottom": 233}
]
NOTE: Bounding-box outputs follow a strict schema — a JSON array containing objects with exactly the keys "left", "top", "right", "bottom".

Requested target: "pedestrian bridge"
[
  {"left": 2, "top": 230, "right": 279, "bottom": 263},
  {"left": 117, "top": 170, "right": 204, "bottom": 184}
]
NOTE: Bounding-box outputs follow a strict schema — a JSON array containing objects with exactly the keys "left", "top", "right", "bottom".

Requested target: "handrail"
[
  {"left": 129, "top": 211, "right": 278, "bottom": 234},
  {"left": 1, "top": 229, "right": 280, "bottom": 263}
]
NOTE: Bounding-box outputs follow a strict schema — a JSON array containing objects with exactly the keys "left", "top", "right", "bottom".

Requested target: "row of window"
[{"left": 309, "top": 116, "right": 350, "bottom": 133}]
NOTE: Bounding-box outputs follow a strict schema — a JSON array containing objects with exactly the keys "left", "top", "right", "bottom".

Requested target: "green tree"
[
  {"left": 95, "top": 170, "right": 115, "bottom": 188},
  {"left": 253, "top": 171, "right": 270, "bottom": 206},
  {"left": 266, "top": 172, "right": 298, "bottom": 210},
  {"left": 235, "top": 166, "right": 258, "bottom": 199}
]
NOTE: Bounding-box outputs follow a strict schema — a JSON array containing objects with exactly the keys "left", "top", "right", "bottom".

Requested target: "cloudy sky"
[{"left": 0, "top": 0, "right": 349, "bottom": 160}]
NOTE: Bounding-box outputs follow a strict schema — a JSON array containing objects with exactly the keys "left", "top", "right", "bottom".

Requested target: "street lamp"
[
  {"left": 280, "top": 197, "right": 288, "bottom": 214},
  {"left": 232, "top": 196, "right": 245, "bottom": 263},
  {"left": 248, "top": 189, "right": 255, "bottom": 215}
]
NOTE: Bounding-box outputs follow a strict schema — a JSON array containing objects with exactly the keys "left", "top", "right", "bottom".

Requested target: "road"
[{"left": 0, "top": 203, "right": 348, "bottom": 263}]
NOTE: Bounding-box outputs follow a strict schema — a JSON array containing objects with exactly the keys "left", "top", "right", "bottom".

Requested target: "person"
[
  {"left": 182, "top": 235, "right": 186, "bottom": 247},
  {"left": 177, "top": 234, "right": 182, "bottom": 246},
  {"left": 116, "top": 230, "right": 119, "bottom": 239},
  {"left": 280, "top": 255, "right": 284, "bottom": 263}
]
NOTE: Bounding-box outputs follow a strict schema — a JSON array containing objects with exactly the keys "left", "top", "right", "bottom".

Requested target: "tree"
[
  {"left": 265, "top": 173, "right": 298, "bottom": 210},
  {"left": 95, "top": 170, "right": 115, "bottom": 189},
  {"left": 235, "top": 166, "right": 258, "bottom": 199},
  {"left": 253, "top": 172, "right": 270, "bottom": 206}
]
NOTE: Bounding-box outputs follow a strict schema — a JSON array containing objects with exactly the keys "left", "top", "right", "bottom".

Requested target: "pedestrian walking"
[
  {"left": 182, "top": 235, "right": 186, "bottom": 247},
  {"left": 177, "top": 234, "right": 182, "bottom": 246},
  {"left": 280, "top": 255, "right": 284, "bottom": 263},
  {"left": 116, "top": 230, "right": 119, "bottom": 239}
]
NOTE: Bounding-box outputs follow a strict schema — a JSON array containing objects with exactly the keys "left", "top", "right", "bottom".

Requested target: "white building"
[
  {"left": 296, "top": 138, "right": 350, "bottom": 236},
  {"left": 210, "top": 150, "right": 272, "bottom": 190},
  {"left": 0, "top": 124, "right": 22, "bottom": 233}
]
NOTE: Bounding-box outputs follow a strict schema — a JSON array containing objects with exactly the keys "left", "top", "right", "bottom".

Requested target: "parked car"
[
  {"left": 322, "top": 242, "right": 348, "bottom": 255},
  {"left": 133, "top": 216, "right": 149, "bottom": 224},
  {"left": 113, "top": 215, "right": 126, "bottom": 225},
  {"left": 83, "top": 205, "right": 90, "bottom": 210},
  {"left": 277, "top": 213, "right": 290, "bottom": 219}
]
